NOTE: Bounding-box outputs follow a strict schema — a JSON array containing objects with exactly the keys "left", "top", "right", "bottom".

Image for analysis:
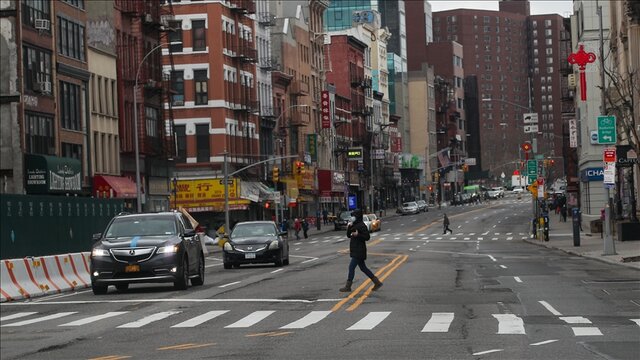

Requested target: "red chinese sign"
[
  {"left": 568, "top": 44, "right": 596, "bottom": 101},
  {"left": 321, "top": 91, "right": 331, "bottom": 129}
]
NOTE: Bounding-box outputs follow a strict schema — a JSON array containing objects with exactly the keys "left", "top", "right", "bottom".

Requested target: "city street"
[{"left": 1, "top": 195, "right": 638, "bottom": 360}]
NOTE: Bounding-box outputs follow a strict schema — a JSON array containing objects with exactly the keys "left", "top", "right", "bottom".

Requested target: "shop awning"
[
  {"left": 240, "top": 181, "right": 261, "bottom": 202},
  {"left": 24, "top": 154, "right": 82, "bottom": 194},
  {"left": 93, "top": 175, "right": 137, "bottom": 199}
]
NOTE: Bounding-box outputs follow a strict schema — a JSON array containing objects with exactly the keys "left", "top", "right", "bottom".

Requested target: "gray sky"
[{"left": 429, "top": 0, "right": 573, "bottom": 17}]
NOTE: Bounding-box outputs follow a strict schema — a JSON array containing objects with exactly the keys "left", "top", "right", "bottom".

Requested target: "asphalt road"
[{"left": 1, "top": 195, "right": 639, "bottom": 360}]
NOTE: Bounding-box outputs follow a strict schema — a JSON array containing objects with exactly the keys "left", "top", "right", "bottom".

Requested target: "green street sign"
[
  {"left": 527, "top": 160, "right": 537, "bottom": 176},
  {"left": 597, "top": 115, "right": 616, "bottom": 144}
]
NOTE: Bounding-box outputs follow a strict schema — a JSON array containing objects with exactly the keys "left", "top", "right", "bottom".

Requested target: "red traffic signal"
[
  {"left": 264, "top": 201, "right": 271, "bottom": 209},
  {"left": 521, "top": 142, "right": 532, "bottom": 152}
]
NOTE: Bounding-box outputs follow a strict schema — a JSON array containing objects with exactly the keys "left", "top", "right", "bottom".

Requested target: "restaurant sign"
[{"left": 171, "top": 178, "right": 249, "bottom": 209}]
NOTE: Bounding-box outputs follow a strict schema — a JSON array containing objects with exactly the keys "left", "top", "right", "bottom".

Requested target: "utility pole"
[
  {"left": 597, "top": 0, "right": 616, "bottom": 255},
  {"left": 224, "top": 151, "right": 229, "bottom": 236}
]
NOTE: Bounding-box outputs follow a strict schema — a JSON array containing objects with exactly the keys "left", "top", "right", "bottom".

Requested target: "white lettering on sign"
[
  {"left": 49, "top": 171, "right": 81, "bottom": 191},
  {"left": 569, "top": 119, "right": 577, "bottom": 148},
  {"left": 24, "top": 95, "right": 38, "bottom": 108}
]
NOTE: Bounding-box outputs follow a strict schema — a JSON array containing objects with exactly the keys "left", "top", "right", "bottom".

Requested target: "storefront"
[
  {"left": 24, "top": 154, "right": 82, "bottom": 195},
  {"left": 318, "top": 169, "right": 348, "bottom": 216}
]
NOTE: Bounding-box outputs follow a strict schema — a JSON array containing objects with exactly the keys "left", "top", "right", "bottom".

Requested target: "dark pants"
[
  {"left": 347, "top": 257, "right": 375, "bottom": 282},
  {"left": 443, "top": 225, "right": 452, "bottom": 234}
]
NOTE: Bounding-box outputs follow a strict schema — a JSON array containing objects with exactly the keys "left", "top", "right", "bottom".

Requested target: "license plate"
[
  {"left": 244, "top": 253, "right": 256, "bottom": 259},
  {"left": 125, "top": 264, "right": 140, "bottom": 273}
]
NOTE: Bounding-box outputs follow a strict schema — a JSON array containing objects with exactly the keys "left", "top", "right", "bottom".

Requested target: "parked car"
[
  {"left": 90, "top": 211, "right": 205, "bottom": 295},
  {"left": 400, "top": 201, "right": 420, "bottom": 215},
  {"left": 512, "top": 186, "right": 524, "bottom": 194},
  {"left": 367, "top": 213, "right": 381, "bottom": 232},
  {"left": 487, "top": 187, "right": 505, "bottom": 199},
  {"left": 334, "top": 210, "right": 353, "bottom": 231},
  {"left": 416, "top": 200, "right": 428, "bottom": 212},
  {"left": 222, "top": 221, "right": 289, "bottom": 268}
]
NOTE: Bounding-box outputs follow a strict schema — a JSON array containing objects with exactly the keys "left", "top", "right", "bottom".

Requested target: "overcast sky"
[{"left": 429, "top": 0, "right": 574, "bottom": 17}]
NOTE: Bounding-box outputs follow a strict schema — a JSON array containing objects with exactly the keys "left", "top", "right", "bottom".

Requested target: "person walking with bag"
[
  {"left": 294, "top": 218, "right": 302, "bottom": 240},
  {"left": 302, "top": 218, "right": 309, "bottom": 239},
  {"left": 443, "top": 213, "right": 453, "bottom": 234},
  {"left": 339, "top": 209, "right": 383, "bottom": 292}
]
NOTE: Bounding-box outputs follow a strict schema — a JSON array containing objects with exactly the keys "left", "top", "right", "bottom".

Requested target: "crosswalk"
[
  {"left": 297, "top": 232, "right": 533, "bottom": 246},
  {"left": 2, "top": 310, "right": 638, "bottom": 336}
]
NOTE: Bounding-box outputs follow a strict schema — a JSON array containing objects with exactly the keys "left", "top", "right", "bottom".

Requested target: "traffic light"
[
  {"left": 462, "top": 164, "right": 469, "bottom": 172},
  {"left": 550, "top": 159, "right": 555, "bottom": 166},
  {"left": 272, "top": 167, "right": 279, "bottom": 182},
  {"left": 295, "top": 161, "right": 305, "bottom": 175},
  {"left": 428, "top": 185, "right": 433, "bottom": 192},
  {"left": 264, "top": 201, "right": 271, "bottom": 209}
]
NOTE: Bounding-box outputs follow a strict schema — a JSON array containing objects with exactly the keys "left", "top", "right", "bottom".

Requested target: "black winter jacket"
[{"left": 346, "top": 220, "right": 370, "bottom": 260}]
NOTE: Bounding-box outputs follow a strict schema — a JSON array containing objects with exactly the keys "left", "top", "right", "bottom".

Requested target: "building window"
[
  {"left": 194, "top": 69, "right": 208, "bottom": 105},
  {"left": 192, "top": 20, "right": 206, "bottom": 51},
  {"left": 545, "top": 38, "right": 552, "bottom": 45},
  {"left": 21, "top": 0, "right": 50, "bottom": 29},
  {"left": 196, "top": 124, "right": 210, "bottom": 163},
  {"left": 25, "top": 112, "right": 55, "bottom": 155},
  {"left": 23, "top": 45, "right": 52, "bottom": 93},
  {"left": 533, "top": 39, "right": 538, "bottom": 46},
  {"left": 59, "top": 81, "right": 81, "bottom": 131},
  {"left": 532, "top": 20, "right": 537, "bottom": 28},
  {"left": 175, "top": 125, "right": 186, "bottom": 163},
  {"left": 57, "top": 17, "right": 85, "bottom": 61},
  {"left": 145, "top": 106, "right": 159, "bottom": 137},
  {"left": 62, "top": 142, "right": 82, "bottom": 160},
  {"left": 545, "top": 19, "right": 552, "bottom": 27},
  {"left": 171, "top": 71, "right": 184, "bottom": 105},
  {"left": 545, "top": 48, "right": 553, "bottom": 55},
  {"left": 168, "top": 21, "right": 183, "bottom": 52},
  {"left": 61, "top": 0, "right": 84, "bottom": 9}
]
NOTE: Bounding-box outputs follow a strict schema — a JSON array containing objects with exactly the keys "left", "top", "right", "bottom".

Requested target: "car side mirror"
[
  {"left": 92, "top": 233, "right": 102, "bottom": 241},
  {"left": 184, "top": 229, "right": 197, "bottom": 237}
]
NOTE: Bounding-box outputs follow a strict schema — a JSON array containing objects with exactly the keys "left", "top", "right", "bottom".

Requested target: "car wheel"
[
  {"left": 283, "top": 257, "right": 289, "bottom": 266},
  {"left": 115, "top": 283, "right": 129, "bottom": 291},
  {"left": 275, "top": 251, "right": 284, "bottom": 267},
  {"left": 191, "top": 254, "right": 205, "bottom": 286},
  {"left": 223, "top": 262, "right": 232, "bottom": 269},
  {"left": 92, "top": 283, "right": 108, "bottom": 295},
  {"left": 174, "top": 257, "right": 189, "bottom": 290}
]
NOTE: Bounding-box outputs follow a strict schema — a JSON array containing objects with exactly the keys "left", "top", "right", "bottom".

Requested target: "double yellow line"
[{"left": 331, "top": 253, "right": 408, "bottom": 312}]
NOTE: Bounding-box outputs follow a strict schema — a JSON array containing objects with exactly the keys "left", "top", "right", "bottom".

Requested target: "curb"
[{"left": 523, "top": 238, "right": 640, "bottom": 270}]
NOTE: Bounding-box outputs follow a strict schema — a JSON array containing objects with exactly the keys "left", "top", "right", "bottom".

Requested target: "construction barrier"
[{"left": 0, "top": 252, "right": 91, "bottom": 302}]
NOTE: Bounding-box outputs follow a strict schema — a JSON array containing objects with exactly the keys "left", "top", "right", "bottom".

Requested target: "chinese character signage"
[
  {"left": 171, "top": 178, "right": 249, "bottom": 209},
  {"left": 307, "top": 134, "right": 317, "bottom": 162},
  {"left": 321, "top": 91, "right": 331, "bottom": 129}
]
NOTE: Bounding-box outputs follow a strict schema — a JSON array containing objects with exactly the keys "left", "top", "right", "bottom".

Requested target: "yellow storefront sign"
[{"left": 172, "top": 178, "right": 249, "bottom": 210}]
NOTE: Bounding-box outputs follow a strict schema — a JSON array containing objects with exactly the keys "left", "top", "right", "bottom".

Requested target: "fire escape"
[{"left": 228, "top": 0, "right": 258, "bottom": 166}]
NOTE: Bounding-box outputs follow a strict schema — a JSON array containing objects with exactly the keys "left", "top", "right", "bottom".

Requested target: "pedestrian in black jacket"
[{"left": 339, "top": 209, "right": 383, "bottom": 292}]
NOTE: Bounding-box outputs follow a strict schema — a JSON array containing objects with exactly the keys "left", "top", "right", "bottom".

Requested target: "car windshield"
[
  {"left": 231, "top": 223, "right": 277, "bottom": 238},
  {"left": 339, "top": 212, "right": 352, "bottom": 220},
  {"left": 369, "top": 214, "right": 377, "bottom": 220},
  {"left": 105, "top": 216, "right": 177, "bottom": 238},
  {"left": 403, "top": 202, "right": 416, "bottom": 207}
]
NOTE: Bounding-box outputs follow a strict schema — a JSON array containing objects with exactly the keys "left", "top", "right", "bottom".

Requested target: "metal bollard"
[{"left": 572, "top": 208, "right": 580, "bottom": 246}]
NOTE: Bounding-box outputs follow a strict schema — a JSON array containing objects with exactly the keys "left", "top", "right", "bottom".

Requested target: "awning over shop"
[
  {"left": 25, "top": 154, "right": 82, "bottom": 194},
  {"left": 241, "top": 182, "right": 280, "bottom": 203},
  {"left": 93, "top": 175, "right": 137, "bottom": 199}
]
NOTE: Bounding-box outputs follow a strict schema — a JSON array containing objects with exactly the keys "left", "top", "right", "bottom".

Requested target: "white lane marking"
[
  {"left": 493, "top": 225, "right": 497, "bottom": 228},
  {"left": 492, "top": 237, "right": 498, "bottom": 240},
  {"left": 436, "top": 237, "right": 443, "bottom": 240},
  {"left": 422, "top": 237, "right": 430, "bottom": 240},
  {"left": 172, "top": 310, "right": 229, "bottom": 328},
  {"left": 631, "top": 319, "right": 640, "bottom": 326},
  {"left": 309, "top": 241, "right": 318, "bottom": 244},
  {"left": 499, "top": 265, "right": 507, "bottom": 269},
  {"left": 450, "top": 237, "right": 457, "bottom": 240},
  {"left": 506, "top": 232, "right": 513, "bottom": 235},
  {"left": 302, "top": 258, "right": 318, "bottom": 264},
  {"left": 572, "top": 327, "right": 602, "bottom": 336},
  {"left": 539, "top": 301, "right": 563, "bottom": 316},
  {"left": 270, "top": 268, "right": 284, "bottom": 274},
  {"left": 421, "top": 312, "right": 454, "bottom": 332},
  {"left": 482, "top": 231, "right": 489, "bottom": 235},
  {"left": 488, "top": 255, "right": 497, "bottom": 262},
  {"left": 394, "top": 237, "right": 400, "bottom": 240},
  {"left": 294, "top": 248, "right": 300, "bottom": 251},
  {"left": 219, "top": 281, "right": 241, "bottom": 288},
  {"left": 280, "top": 311, "right": 332, "bottom": 329},
  {"left": 478, "top": 237, "right": 483, "bottom": 241},
  {"left": 59, "top": 311, "right": 128, "bottom": 326},
  {"left": 507, "top": 236, "right": 513, "bottom": 241},
  {"left": 514, "top": 276, "right": 523, "bottom": 283},
  {"left": 494, "top": 233, "right": 500, "bottom": 235},
  {"left": 322, "top": 240, "right": 331, "bottom": 243},
  {"left": 464, "top": 237, "right": 470, "bottom": 240},
  {"left": 530, "top": 339, "right": 559, "bottom": 346},
  {"left": 346, "top": 311, "right": 391, "bottom": 330},
  {"left": 473, "top": 349, "right": 503, "bottom": 356},
  {"left": 492, "top": 314, "right": 526, "bottom": 334},
  {"left": 560, "top": 316, "right": 591, "bottom": 324},
  {"left": 469, "top": 233, "right": 476, "bottom": 235},
  {"left": 0, "top": 312, "right": 37, "bottom": 322},
  {"left": 118, "top": 311, "right": 180, "bottom": 328},
  {"left": 225, "top": 310, "right": 275, "bottom": 328},
  {"left": 2, "top": 312, "right": 77, "bottom": 327},
  {"left": 1, "top": 298, "right": 339, "bottom": 305}
]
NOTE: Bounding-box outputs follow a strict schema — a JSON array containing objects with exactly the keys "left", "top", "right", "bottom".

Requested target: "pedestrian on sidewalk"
[
  {"left": 443, "top": 213, "right": 453, "bottom": 234},
  {"left": 322, "top": 209, "right": 329, "bottom": 225},
  {"left": 339, "top": 209, "right": 383, "bottom": 292},
  {"left": 561, "top": 204, "right": 567, "bottom": 222},
  {"left": 294, "top": 218, "right": 301, "bottom": 240},
  {"left": 302, "top": 218, "right": 309, "bottom": 239}
]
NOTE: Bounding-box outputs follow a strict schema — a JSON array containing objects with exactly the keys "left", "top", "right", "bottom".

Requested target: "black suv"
[
  {"left": 90, "top": 212, "right": 205, "bottom": 294},
  {"left": 334, "top": 210, "right": 353, "bottom": 231}
]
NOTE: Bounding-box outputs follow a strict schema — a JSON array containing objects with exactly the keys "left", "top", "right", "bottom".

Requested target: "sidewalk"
[{"left": 524, "top": 213, "right": 640, "bottom": 270}]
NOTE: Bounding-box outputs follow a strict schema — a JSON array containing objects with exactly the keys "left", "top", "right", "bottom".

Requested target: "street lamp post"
[{"left": 133, "top": 41, "right": 181, "bottom": 213}]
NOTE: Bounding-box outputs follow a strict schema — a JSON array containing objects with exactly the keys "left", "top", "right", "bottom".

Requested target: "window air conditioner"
[
  {"left": 35, "top": 19, "right": 50, "bottom": 31},
  {"left": 36, "top": 81, "right": 52, "bottom": 94},
  {"left": 144, "top": 14, "right": 153, "bottom": 23},
  {"left": 173, "top": 100, "right": 184, "bottom": 106}
]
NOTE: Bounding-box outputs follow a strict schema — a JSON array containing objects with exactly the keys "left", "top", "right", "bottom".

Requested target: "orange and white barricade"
[{"left": 0, "top": 259, "right": 44, "bottom": 301}]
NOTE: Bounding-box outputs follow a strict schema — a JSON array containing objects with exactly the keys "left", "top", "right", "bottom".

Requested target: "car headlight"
[
  {"left": 268, "top": 240, "right": 280, "bottom": 250},
  {"left": 223, "top": 241, "right": 234, "bottom": 251},
  {"left": 157, "top": 245, "right": 179, "bottom": 254},
  {"left": 91, "top": 248, "right": 109, "bottom": 257}
]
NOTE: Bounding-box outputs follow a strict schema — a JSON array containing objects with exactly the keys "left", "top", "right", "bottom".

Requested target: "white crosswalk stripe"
[
  {"left": 59, "top": 311, "right": 129, "bottom": 326},
  {"left": 346, "top": 311, "right": 391, "bottom": 330},
  {"left": 280, "top": 311, "right": 332, "bottom": 329},
  {"left": 421, "top": 312, "right": 454, "bottom": 332},
  {"left": 117, "top": 311, "right": 180, "bottom": 328},
  {"left": 172, "top": 310, "right": 229, "bottom": 328},
  {"left": 2, "top": 312, "right": 77, "bottom": 327},
  {"left": 492, "top": 314, "right": 526, "bottom": 334},
  {"left": 0, "top": 312, "right": 37, "bottom": 322},
  {"left": 225, "top": 311, "right": 274, "bottom": 328}
]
